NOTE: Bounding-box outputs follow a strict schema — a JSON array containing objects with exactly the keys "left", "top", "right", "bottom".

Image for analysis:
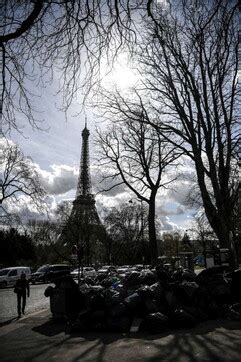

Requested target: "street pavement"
[
  {"left": 0, "top": 284, "right": 51, "bottom": 323},
  {"left": 1, "top": 308, "right": 241, "bottom": 361}
]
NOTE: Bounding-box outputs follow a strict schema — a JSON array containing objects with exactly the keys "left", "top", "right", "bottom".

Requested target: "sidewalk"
[{"left": 1, "top": 308, "right": 241, "bottom": 361}]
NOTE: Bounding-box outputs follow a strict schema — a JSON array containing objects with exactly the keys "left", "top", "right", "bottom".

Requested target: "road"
[{"left": 0, "top": 283, "right": 52, "bottom": 324}]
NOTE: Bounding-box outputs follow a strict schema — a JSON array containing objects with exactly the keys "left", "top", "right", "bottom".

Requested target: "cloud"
[
  {"left": 91, "top": 165, "right": 127, "bottom": 196},
  {"left": 156, "top": 203, "right": 186, "bottom": 216},
  {"left": 35, "top": 164, "right": 79, "bottom": 195},
  {"left": 1, "top": 137, "right": 198, "bottom": 232},
  {"left": 167, "top": 182, "right": 194, "bottom": 207},
  {"left": 1, "top": 194, "right": 51, "bottom": 222},
  {"left": 159, "top": 216, "right": 176, "bottom": 232},
  {"left": 0, "top": 138, "right": 15, "bottom": 149}
]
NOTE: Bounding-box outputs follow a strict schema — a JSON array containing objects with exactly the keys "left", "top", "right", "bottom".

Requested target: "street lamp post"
[
  {"left": 174, "top": 232, "right": 179, "bottom": 267},
  {"left": 140, "top": 200, "right": 145, "bottom": 267},
  {"left": 72, "top": 242, "right": 84, "bottom": 286}
]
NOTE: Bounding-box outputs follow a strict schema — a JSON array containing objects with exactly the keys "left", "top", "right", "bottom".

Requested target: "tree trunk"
[
  {"left": 201, "top": 205, "right": 238, "bottom": 269},
  {"left": 148, "top": 195, "right": 158, "bottom": 265},
  {"left": 195, "top": 157, "right": 238, "bottom": 268}
]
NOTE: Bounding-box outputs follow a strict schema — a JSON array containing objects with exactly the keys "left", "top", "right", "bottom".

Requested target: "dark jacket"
[{"left": 14, "top": 278, "right": 30, "bottom": 297}]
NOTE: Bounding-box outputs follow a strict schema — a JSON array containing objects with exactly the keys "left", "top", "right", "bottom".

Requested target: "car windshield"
[
  {"left": 36, "top": 266, "right": 49, "bottom": 272},
  {"left": 0, "top": 269, "right": 9, "bottom": 276}
]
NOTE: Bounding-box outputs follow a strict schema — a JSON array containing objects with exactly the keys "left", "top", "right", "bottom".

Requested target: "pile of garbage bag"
[{"left": 45, "top": 266, "right": 241, "bottom": 333}]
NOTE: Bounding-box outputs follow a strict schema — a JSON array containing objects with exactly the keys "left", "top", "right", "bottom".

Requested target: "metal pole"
[{"left": 141, "top": 200, "right": 145, "bottom": 267}]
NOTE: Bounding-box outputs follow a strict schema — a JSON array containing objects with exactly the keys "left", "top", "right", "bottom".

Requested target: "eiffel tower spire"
[{"left": 76, "top": 117, "right": 91, "bottom": 198}]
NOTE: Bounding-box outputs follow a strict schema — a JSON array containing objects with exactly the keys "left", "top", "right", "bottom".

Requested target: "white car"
[
  {"left": 97, "top": 266, "right": 117, "bottom": 275},
  {"left": 117, "top": 267, "right": 130, "bottom": 274},
  {"left": 71, "top": 267, "right": 97, "bottom": 279},
  {"left": 0, "top": 267, "right": 31, "bottom": 288}
]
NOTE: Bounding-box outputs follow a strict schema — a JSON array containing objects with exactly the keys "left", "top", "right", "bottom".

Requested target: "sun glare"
[{"left": 101, "top": 55, "right": 138, "bottom": 91}]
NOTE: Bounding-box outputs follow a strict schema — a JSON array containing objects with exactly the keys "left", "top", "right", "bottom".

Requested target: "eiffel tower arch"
[{"left": 60, "top": 120, "right": 105, "bottom": 265}]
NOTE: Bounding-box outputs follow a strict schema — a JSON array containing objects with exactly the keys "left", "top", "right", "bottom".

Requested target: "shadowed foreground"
[{"left": 0, "top": 309, "right": 241, "bottom": 362}]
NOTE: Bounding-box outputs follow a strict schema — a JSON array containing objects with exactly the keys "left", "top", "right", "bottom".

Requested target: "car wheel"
[{"left": 1, "top": 281, "right": 7, "bottom": 288}]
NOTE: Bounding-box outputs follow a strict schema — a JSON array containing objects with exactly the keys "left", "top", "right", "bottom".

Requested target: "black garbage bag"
[
  {"left": 205, "top": 300, "right": 221, "bottom": 319},
  {"left": 124, "top": 271, "right": 141, "bottom": 287},
  {"left": 97, "top": 273, "right": 108, "bottom": 283},
  {"left": 149, "top": 282, "right": 165, "bottom": 301},
  {"left": 181, "top": 269, "right": 197, "bottom": 282},
  {"left": 171, "top": 308, "right": 197, "bottom": 328},
  {"left": 194, "top": 285, "right": 212, "bottom": 311},
  {"left": 207, "top": 274, "right": 231, "bottom": 304},
  {"left": 71, "top": 309, "right": 93, "bottom": 332},
  {"left": 84, "top": 285, "right": 105, "bottom": 310},
  {"left": 52, "top": 274, "right": 76, "bottom": 288},
  {"left": 89, "top": 292, "right": 106, "bottom": 310},
  {"left": 165, "top": 289, "right": 182, "bottom": 310},
  {"left": 172, "top": 268, "right": 184, "bottom": 282},
  {"left": 124, "top": 292, "right": 148, "bottom": 317},
  {"left": 137, "top": 285, "right": 153, "bottom": 300},
  {"left": 181, "top": 306, "right": 208, "bottom": 322},
  {"left": 196, "top": 265, "right": 231, "bottom": 285},
  {"left": 175, "top": 281, "right": 199, "bottom": 305},
  {"left": 230, "top": 269, "right": 241, "bottom": 301},
  {"left": 124, "top": 292, "right": 143, "bottom": 311},
  {"left": 104, "top": 289, "right": 121, "bottom": 307},
  {"left": 84, "top": 276, "right": 96, "bottom": 285},
  {"left": 144, "top": 299, "right": 160, "bottom": 314},
  {"left": 89, "top": 310, "right": 106, "bottom": 331},
  {"left": 106, "top": 315, "right": 132, "bottom": 332},
  {"left": 139, "top": 312, "right": 169, "bottom": 334},
  {"left": 100, "top": 276, "right": 114, "bottom": 288},
  {"left": 139, "top": 270, "right": 158, "bottom": 286},
  {"left": 156, "top": 265, "right": 170, "bottom": 287},
  {"left": 44, "top": 285, "right": 55, "bottom": 297},
  {"left": 156, "top": 295, "right": 170, "bottom": 316},
  {"left": 115, "top": 284, "right": 128, "bottom": 300},
  {"left": 109, "top": 302, "right": 129, "bottom": 318},
  {"left": 228, "top": 303, "right": 241, "bottom": 321}
]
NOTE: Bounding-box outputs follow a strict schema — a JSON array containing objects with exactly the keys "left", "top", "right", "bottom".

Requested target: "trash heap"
[{"left": 45, "top": 265, "right": 241, "bottom": 333}]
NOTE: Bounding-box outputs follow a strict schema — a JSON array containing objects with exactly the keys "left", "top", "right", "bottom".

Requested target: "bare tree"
[
  {"left": 27, "top": 217, "right": 75, "bottom": 266},
  {"left": 95, "top": 94, "right": 181, "bottom": 263},
  {"left": 0, "top": 0, "right": 145, "bottom": 134},
  {"left": 190, "top": 213, "right": 217, "bottom": 268},
  {"left": 103, "top": 202, "right": 149, "bottom": 264},
  {"left": 0, "top": 141, "right": 46, "bottom": 220},
  {"left": 2, "top": 1, "right": 239, "bottom": 266},
  {"left": 133, "top": 0, "right": 240, "bottom": 266}
]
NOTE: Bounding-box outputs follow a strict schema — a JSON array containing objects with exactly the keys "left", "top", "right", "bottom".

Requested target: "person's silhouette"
[{"left": 14, "top": 272, "right": 30, "bottom": 318}]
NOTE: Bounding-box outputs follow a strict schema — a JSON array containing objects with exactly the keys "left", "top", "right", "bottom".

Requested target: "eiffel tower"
[{"left": 60, "top": 119, "right": 105, "bottom": 264}]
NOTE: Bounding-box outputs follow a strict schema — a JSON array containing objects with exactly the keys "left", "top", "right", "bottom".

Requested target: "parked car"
[
  {"left": 31, "top": 264, "right": 70, "bottom": 284},
  {"left": 97, "top": 265, "right": 117, "bottom": 276},
  {"left": 0, "top": 266, "right": 31, "bottom": 288},
  {"left": 71, "top": 267, "right": 97, "bottom": 279}
]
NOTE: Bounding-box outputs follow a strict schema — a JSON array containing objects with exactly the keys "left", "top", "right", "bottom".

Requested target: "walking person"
[{"left": 14, "top": 272, "right": 30, "bottom": 318}]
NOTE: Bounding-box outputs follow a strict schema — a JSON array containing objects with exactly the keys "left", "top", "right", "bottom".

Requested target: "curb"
[{"left": 0, "top": 308, "right": 50, "bottom": 337}]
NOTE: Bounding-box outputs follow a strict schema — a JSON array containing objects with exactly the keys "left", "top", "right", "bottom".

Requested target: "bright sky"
[{"left": 8, "top": 56, "right": 196, "bottom": 235}]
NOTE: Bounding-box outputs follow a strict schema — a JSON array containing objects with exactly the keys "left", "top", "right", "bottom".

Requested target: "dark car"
[{"left": 31, "top": 264, "right": 70, "bottom": 284}]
